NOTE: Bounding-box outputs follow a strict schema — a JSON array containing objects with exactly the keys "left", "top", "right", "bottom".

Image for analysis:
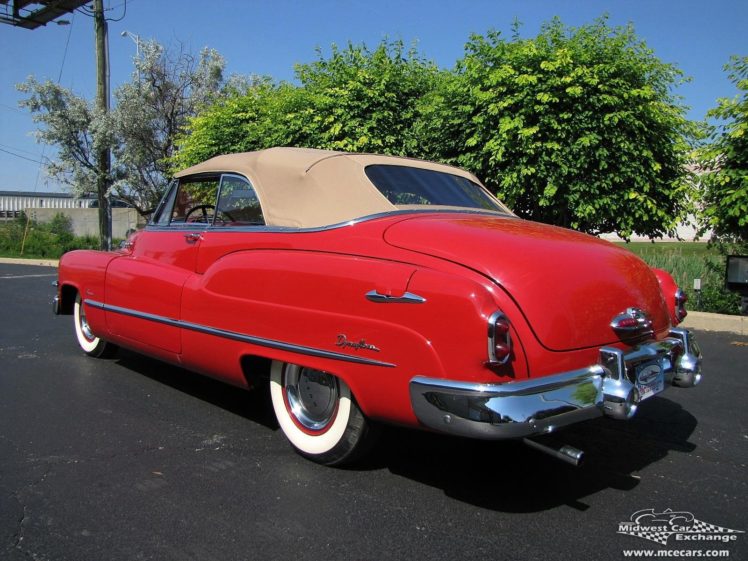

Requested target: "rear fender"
[{"left": 651, "top": 268, "right": 682, "bottom": 327}]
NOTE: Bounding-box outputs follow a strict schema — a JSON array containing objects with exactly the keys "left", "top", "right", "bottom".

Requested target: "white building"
[
  {"left": 0, "top": 190, "right": 94, "bottom": 219},
  {"left": 0, "top": 190, "right": 141, "bottom": 238}
]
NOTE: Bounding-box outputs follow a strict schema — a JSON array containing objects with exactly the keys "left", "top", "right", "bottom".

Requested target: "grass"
[{"left": 616, "top": 242, "right": 741, "bottom": 315}]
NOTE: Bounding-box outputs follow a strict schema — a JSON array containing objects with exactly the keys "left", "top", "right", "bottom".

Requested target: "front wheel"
[
  {"left": 73, "top": 293, "right": 118, "bottom": 358},
  {"left": 269, "top": 361, "right": 377, "bottom": 466}
]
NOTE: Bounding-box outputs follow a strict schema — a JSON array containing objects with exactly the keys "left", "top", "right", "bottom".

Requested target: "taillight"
[
  {"left": 487, "top": 311, "right": 512, "bottom": 365},
  {"left": 675, "top": 288, "right": 688, "bottom": 323}
]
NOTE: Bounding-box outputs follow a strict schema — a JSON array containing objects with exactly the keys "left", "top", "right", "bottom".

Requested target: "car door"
[{"left": 104, "top": 175, "right": 220, "bottom": 354}]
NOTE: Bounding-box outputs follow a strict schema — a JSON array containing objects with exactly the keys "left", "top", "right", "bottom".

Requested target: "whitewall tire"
[
  {"left": 269, "top": 360, "right": 377, "bottom": 465},
  {"left": 74, "top": 293, "right": 117, "bottom": 358}
]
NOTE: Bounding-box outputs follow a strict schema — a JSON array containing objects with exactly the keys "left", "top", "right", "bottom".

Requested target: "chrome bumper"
[
  {"left": 409, "top": 328, "right": 702, "bottom": 440},
  {"left": 52, "top": 280, "right": 60, "bottom": 315}
]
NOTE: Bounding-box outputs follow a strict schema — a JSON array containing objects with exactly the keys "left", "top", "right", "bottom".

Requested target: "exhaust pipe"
[{"left": 523, "top": 438, "right": 585, "bottom": 467}]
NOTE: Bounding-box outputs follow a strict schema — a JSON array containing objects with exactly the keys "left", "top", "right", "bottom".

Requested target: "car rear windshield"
[{"left": 364, "top": 164, "right": 507, "bottom": 212}]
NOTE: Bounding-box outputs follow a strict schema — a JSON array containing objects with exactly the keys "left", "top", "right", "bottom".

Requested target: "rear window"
[{"left": 365, "top": 164, "right": 506, "bottom": 212}]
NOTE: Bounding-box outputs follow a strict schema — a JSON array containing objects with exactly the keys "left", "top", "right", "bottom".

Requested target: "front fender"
[{"left": 57, "top": 250, "right": 119, "bottom": 335}]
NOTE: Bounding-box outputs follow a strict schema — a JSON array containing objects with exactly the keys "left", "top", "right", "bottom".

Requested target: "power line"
[
  {"left": 76, "top": 0, "right": 132, "bottom": 21},
  {"left": 0, "top": 147, "right": 45, "bottom": 165},
  {"left": 31, "top": 11, "right": 75, "bottom": 192},
  {"left": 0, "top": 102, "right": 22, "bottom": 113},
  {"left": 57, "top": 11, "right": 75, "bottom": 82},
  {"left": 0, "top": 142, "right": 43, "bottom": 157},
  {"left": 105, "top": 0, "right": 127, "bottom": 22}
]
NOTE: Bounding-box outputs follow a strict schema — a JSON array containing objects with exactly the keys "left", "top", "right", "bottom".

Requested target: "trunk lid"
[{"left": 384, "top": 214, "right": 670, "bottom": 351}]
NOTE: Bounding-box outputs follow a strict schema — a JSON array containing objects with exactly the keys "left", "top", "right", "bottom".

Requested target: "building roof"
[
  {"left": 175, "top": 147, "right": 501, "bottom": 228},
  {"left": 0, "top": 190, "right": 75, "bottom": 198}
]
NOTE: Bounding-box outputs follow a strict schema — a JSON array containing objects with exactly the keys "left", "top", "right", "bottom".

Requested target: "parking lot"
[{"left": 1, "top": 262, "right": 746, "bottom": 561}]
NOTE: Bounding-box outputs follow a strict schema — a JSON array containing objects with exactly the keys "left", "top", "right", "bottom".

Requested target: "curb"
[
  {"left": 0, "top": 257, "right": 59, "bottom": 267},
  {"left": 681, "top": 311, "right": 746, "bottom": 336}
]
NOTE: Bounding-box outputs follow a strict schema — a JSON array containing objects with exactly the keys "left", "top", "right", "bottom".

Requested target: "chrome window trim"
[
  {"left": 85, "top": 299, "right": 395, "bottom": 368},
  {"left": 213, "top": 173, "right": 265, "bottom": 228},
  {"left": 150, "top": 179, "right": 178, "bottom": 226},
  {"left": 144, "top": 208, "right": 517, "bottom": 235}
]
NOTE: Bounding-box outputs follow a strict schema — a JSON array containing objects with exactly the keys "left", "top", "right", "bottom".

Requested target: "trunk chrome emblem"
[{"left": 611, "top": 307, "right": 654, "bottom": 337}]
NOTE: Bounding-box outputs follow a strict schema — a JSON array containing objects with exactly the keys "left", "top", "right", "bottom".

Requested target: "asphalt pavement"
[{"left": 1, "top": 262, "right": 746, "bottom": 561}]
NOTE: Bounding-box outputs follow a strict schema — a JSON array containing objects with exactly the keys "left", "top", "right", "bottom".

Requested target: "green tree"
[
  {"left": 173, "top": 40, "right": 440, "bottom": 168},
  {"left": 416, "top": 17, "right": 697, "bottom": 238},
  {"left": 171, "top": 79, "right": 299, "bottom": 170},
  {"left": 17, "top": 78, "right": 107, "bottom": 201},
  {"left": 112, "top": 40, "right": 254, "bottom": 214},
  {"left": 698, "top": 55, "right": 748, "bottom": 243},
  {"left": 291, "top": 40, "right": 439, "bottom": 155},
  {"left": 18, "top": 40, "right": 251, "bottom": 222}
]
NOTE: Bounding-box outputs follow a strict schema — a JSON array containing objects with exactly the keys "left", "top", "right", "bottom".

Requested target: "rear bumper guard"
[{"left": 409, "top": 328, "right": 702, "bottom": 440}]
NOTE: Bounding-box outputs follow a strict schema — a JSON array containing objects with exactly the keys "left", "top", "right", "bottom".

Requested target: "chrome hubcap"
[
  {"left": 284, "top": 365, "right": 339, "bottom": 431},
  {"left": 79, "top": 304, "right": 94, "bottom": 341}
]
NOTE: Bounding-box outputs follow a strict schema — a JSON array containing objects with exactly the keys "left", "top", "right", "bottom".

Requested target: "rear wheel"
[
  {"left": 74, "top": 293, "right": 117, "bottom": 358},
  {"left": 269, "top": 361, "right": 377, "bottom": 465}
]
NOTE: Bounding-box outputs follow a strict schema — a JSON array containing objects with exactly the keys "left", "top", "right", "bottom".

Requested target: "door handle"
[
  {"left": 365, "top": 290, "right": 426, "bottom": 304},
  {"left": 184, "top": 232, "right": 202, "bottom": 243}
]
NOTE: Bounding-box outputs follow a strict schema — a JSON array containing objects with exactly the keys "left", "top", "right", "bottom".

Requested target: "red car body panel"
[{"left": 384, "top": 214, "right": 671, "bottom": 351}]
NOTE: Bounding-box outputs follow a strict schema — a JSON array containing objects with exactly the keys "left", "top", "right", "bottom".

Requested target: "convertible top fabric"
[{"left": 174, "top": 147, "right": 504, "bottom": 228}]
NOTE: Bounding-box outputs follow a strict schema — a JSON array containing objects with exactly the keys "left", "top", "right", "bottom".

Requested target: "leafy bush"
[{"left": 0, "top": 213, "right": 105, "bottom": 259}]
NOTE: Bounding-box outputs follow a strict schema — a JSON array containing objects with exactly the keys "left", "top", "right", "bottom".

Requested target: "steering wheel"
[{"left": 185, "top": 204, "right": 215, "bottom": 223}]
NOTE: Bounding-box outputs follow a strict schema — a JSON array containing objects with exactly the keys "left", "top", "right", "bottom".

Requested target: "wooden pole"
[{"left": 93, "top": 0, "right": 112, "bottom": 250}]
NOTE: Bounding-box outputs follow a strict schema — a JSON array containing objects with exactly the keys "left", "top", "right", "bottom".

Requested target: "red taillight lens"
[
  {"left": 494, "top": 317, "right": 510, "bottom": 336},
  {"left": 675, "top": 288, "right": 688, "bottom": 323},
  {"left": 488, "top": 312, "right": 512, "bottom": 365},
  {"left": 615, "top": 317, "right": 640, "bottom": 329}
]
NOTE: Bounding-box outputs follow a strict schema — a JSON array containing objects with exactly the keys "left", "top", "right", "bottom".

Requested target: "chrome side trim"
[
  {"left": 85, "top": 300, "right": 395, "bottom": 368},
  {"left": 365, "top": 290, "right": 426, "bottom": 304}
]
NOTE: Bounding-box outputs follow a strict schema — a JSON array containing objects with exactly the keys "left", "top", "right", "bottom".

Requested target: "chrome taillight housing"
[
  {"left": 487, "top": 311, "right": 512, "bottom": 365},
  {"left": 675, "top": 288, "right": 688, "bottom": 323}
]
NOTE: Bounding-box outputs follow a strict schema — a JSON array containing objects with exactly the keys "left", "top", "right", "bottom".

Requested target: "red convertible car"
[{"left": 54, "top": 147, "right": 702, "bottom": 466}]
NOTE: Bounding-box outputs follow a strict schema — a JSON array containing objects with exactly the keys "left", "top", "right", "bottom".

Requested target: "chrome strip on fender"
[{"left": 85, "top": 299, "right": 395, "bottom": 368}]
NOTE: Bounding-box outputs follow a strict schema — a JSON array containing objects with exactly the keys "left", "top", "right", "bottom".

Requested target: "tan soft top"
[{"left": 174, "top": 147, "right": 502, "bottom": 228}]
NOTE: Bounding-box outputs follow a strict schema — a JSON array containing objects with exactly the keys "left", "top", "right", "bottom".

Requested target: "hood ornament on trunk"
[{"left": 611, "top": 307, "right": 654, "bottom": 339}]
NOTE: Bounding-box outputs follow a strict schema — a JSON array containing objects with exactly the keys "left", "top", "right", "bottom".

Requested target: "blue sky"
[{"left": 1, "top": 0, "right": 746, "bottom": 192}]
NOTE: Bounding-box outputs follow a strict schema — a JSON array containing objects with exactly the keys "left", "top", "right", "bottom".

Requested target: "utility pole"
[{"left": 93, "top": 0, "right": 112, "bottom": 250}]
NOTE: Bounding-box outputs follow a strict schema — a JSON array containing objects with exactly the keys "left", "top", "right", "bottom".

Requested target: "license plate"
[{"left": 635, "top": 360, "right": 665, "bottom": 401}]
